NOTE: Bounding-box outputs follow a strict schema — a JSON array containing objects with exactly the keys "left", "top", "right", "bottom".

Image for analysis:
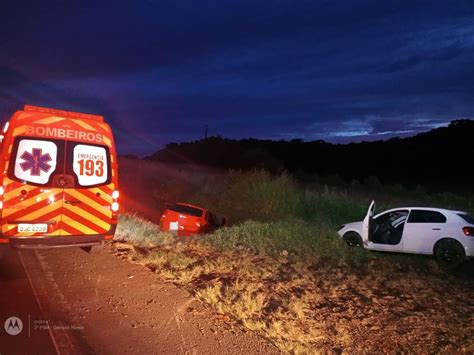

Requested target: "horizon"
[{"left": 124, "top": 117, "right": 471, "bottom": 158}]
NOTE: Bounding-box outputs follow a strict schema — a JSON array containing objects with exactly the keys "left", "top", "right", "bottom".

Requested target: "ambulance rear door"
[
  {"left": 3, "top": 137, "right": 66, "bottom": 238},
  {"left": 60, "top": 141, "right": 113, "bottom": 236}
]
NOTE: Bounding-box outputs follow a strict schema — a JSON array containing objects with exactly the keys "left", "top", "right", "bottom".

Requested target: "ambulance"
[{"left": 0, "top": 105, "right": 119, "bottom": 256}]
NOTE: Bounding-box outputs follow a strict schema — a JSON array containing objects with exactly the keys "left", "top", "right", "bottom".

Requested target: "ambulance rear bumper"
[
  {"left": 0, "top": 224, "right": 116, "bottom": 249},
  {"left": 8, "top": 235, "right": 106, "bottom": 249}
]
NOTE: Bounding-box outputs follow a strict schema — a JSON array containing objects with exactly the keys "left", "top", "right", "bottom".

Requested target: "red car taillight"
[{"left": 463, "top": 227, "right": 474, "bottom": 236}]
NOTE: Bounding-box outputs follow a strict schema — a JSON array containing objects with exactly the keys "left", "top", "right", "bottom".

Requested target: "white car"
[{"left": 337, "top": 201, "right": 474, "bottom": 263}]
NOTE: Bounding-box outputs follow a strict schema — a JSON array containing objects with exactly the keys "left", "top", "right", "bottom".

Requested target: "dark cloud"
[
  {"left": 0, "top": 66, "right": 111, "bottom": 119},
  {"left": 0, "top": 66, "right": 133, "bottom": 151},
  {"left": 382, "top": 45, "right": 470, "bottom": 73},
  {"left": 0, "top": 0, "right": 473, "bottom": 155}
]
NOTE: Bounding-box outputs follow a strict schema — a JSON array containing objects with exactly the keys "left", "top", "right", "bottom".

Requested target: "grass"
[
  {"left": 115, "top": 213, "right": 175, "bottom": 247},
  {"left": 188, "top": 171, "right": 367, "bottom": 224},
  {"left": 201, "top": 219, "right": 372, "bottom": 266},
  {"left": 113, "top": 170, "right": 474, "bottom": 353}
]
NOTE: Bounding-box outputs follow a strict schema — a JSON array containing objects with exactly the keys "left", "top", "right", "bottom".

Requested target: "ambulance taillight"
[
  {"left": 111, "top": 190, "right": 120, "bottom": 214},
  {"left": 0, "top": 121, "right": 7, "bottom": 144},
  {"left": 0, "top": 186, "right": 4, "bottom": 210}
]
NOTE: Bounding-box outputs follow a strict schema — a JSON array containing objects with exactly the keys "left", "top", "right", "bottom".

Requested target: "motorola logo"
[{"left": 4, "top": 316, "right": 23, "bottom": 336}]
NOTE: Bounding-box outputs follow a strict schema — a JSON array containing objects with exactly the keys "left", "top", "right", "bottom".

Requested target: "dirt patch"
[
  {"left": 17, "top": 246, "right": 279, "bottom": 354},
  {"left": 111, "top": 240, "right": 474, "bottom": 353}
]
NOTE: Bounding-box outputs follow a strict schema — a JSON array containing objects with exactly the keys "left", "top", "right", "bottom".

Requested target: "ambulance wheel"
[
  {"left": 0, "top": 245, "right": 10, "bottom": 260},
  {"left": 83, "top": 243, "right": 103, "bottom": 255}
]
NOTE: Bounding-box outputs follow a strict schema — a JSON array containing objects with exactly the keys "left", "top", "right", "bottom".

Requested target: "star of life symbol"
[
  {"left": 20, "top": 148, "right": 52, "bottom": 176},
  {"left": 4, "top": 316, "right": 23, "bottom": 335}
]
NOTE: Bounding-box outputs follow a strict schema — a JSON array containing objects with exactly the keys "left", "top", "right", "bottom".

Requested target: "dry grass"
[{"left": 110, "top": 234, "right": 474, "bottom": 353}]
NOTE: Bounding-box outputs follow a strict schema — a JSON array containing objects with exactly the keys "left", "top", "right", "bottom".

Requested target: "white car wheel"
[
  {"left": 343, "top": 232, "right": 363, "bottom": 248},
  {"left": 434, "top": 239, "right": 465, "bottom": 266}
]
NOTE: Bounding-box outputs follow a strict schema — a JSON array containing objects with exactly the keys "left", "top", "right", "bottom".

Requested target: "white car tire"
[
  {"left": 434, "top": 239, "right": 466, "bottom": 266},
  {"left": 343, "top": 232, "right": 364, "bottom": 248}
]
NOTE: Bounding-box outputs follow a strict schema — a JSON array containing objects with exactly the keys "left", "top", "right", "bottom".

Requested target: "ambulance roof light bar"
[{"left": 24, "top": 105, "right": 104, "bottom": 122}]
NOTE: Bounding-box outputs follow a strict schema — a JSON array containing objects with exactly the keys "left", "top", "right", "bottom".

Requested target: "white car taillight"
[
  {"left": 111, "top": 202, "right": 119, "bottom": 212},
  {"left": 463, "top": 227, "right": 474, "bottom": 237}
]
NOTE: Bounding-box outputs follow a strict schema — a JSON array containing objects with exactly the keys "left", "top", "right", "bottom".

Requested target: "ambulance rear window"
[
  {"left": 9, "top": 137, "right": 62, "bottom": 186},
  {"left": 67, "top": 142, "right": 111, "bottom": 187}
]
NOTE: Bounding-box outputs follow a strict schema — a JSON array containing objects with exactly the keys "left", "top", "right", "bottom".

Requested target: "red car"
[{"left": 160, "top": 202, "right": 227, "bottom": 236}]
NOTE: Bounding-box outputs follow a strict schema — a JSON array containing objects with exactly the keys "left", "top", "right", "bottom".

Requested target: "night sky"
[{"left": 1, "top": 0, "right": 473, "bottom": 155}]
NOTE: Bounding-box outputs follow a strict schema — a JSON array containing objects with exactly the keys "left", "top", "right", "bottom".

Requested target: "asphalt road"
[
  {"left": 0, "top": 249, "right": 92, "bottom": 354},
  {"left": 0, "top": 247, "right": 277, "bottom": 355}
]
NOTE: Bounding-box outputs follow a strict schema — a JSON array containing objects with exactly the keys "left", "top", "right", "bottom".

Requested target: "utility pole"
[{"left": 204, "top": 124, "right": 208, "bottom": 139}]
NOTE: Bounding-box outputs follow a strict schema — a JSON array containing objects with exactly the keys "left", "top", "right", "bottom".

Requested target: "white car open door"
[{"left": 362, "top": 200, "right": 375, "bottom": 244}]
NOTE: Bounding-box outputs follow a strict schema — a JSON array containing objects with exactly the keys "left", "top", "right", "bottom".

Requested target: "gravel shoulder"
[{"left": 1, "top": 246, "right": 278, "bottom": 354}]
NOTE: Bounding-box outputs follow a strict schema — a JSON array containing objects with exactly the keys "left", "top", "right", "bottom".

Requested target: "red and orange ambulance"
[{"left": 0, "top": 105, "right": 119, "bottom": 255}]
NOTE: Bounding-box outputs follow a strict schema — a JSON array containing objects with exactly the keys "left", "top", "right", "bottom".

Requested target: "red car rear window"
[{"left": 165, "top": 203, "right": 203, "bottom": 217}]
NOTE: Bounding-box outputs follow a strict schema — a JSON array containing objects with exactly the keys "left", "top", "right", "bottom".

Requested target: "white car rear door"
[{"left": 402, "top": 209, "right": 447, "bottom": 254}]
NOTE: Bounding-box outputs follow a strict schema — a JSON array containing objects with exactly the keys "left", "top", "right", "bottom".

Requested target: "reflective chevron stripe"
[
  {"left": 32, "top": 116, "right": 66, "bottom": 125},
  {"left": 62, "top": 203, "right": 110, "bottom": 232}
]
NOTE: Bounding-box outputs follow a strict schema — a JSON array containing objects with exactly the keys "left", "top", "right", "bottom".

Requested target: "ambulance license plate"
[{"left": 18, "top": 223, "right": 48, "bottom": 233}]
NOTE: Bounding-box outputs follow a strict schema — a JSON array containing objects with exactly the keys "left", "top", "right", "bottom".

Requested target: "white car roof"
[{"left": 375, "top": 207, "right": 467, "bottom": 217}]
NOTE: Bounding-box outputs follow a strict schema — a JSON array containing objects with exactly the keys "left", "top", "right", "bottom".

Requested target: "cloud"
[
  {"left": 0, "top": 0, "right": 473, "bottom": 155},
  {"left": 0, "top": 66, "right": 112, "bottom": 119},
  {"left": 367, "top": 117, "right": 448, "bottom": 135}
]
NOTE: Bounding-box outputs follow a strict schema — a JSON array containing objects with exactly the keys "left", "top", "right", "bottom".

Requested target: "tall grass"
[
  {"left": 118, "top": 170, "right": 474, "bottom": 265},
  {"left": 184, "top": 170, "right": 473, "bottom": 272},
  {"left": 190, "top": 170, "right": 366, "bottom": 224},
  {"left": 181, "top": 170, "right": 374, "bottom": 265}
]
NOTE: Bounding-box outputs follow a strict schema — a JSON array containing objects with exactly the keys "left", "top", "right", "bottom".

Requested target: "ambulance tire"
[
  {"left": 82, "top": 243, "right": 104, "bottom": 255},
  {"left": 0, "top": 245, "right": 9, "bottom": 261}
]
